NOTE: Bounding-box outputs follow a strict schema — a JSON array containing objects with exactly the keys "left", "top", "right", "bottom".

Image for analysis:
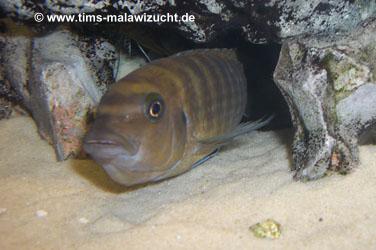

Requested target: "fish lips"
[
  {"left": 84, "top": 133, "right": 148, "bottom": 177},
  {"left": 84, "top": 138, "right": 170, "bottom": 186},
  {"left": 83, "top": 139, "right": 163, "bottom": 186},
  {"left": 83, "top": 138, "right": 129, "bottom": 163},
  {"left": 83, "top": 127, "right": 139, "bottom": 157}
]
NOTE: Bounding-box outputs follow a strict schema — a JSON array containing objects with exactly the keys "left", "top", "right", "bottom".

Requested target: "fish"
[{"left": 83, "top": 49, "right": 271, "bottom": 186}]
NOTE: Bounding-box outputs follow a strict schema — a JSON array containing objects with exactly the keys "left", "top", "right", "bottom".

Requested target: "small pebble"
[
  {"left": 0, "top": 208, "right": 7, "bottom": 214},
  {"left": 79, "top": 217, "right": 89, "bottom": 224},
  {"left": 249, "top": 219, "right": 281, "bottom": 239},
  {"left": 36, "top": 210, "right": 48, "bottom": 218},
  {"left": 176, "top": 234, "right": 182, "bottom": 240}
]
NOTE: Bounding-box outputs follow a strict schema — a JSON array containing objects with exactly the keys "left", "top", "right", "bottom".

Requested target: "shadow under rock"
[{"left": 274, "top": 129, "right": 294, "bottom": 168}]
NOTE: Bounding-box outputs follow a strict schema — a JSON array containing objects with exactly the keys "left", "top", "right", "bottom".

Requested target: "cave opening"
[{"left": 104, "top": 24, "right": 292, "bottom": 130}]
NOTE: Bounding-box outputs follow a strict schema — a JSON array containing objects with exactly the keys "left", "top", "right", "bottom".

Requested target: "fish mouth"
[
  {"left": 83, "top": 138, "right": 125, "bottom": 155},
  {"left": 84, "top": 139, "right": 121, "bottom": 147},
  {"left": 83, "top": 130, "right": 139, "bottom": 156},
  {"left": 83, "top": 139, "right": 171, "bottom": 186},
  {"left": 83, "top": 131, "right": 175, "bottom": 186},
  {"left": 83, "top": 144, "right": 168, "bottom": 186},
  {"left": 83, "top": 140, "right": 127, "bottom": 164}
]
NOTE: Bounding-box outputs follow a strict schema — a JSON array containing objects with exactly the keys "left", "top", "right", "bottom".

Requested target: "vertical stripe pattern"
[{"left": 164, "top": 49, "right": 247, "bottom": 141}]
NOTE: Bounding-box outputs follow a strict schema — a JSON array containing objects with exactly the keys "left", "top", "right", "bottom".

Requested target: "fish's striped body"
[
  {"left": 169, "top": 50, "right": 247, "bottom": 142},
  {"left": 84, "top": 49, "right": 265, "bottom": 186}
]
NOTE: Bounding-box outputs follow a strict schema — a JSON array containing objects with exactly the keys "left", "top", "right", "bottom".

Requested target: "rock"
[
  {"left": 273, "top": 18, "right": 376, "bottom": 180},
  {"left": 78, "top": 35, "right": 118, "bottom": 94},
  {"left": 29, "top": 28, "right": 116, "bottom": 160},
  {"left": 35, "top": 209, "right": 48, "bottom": 218},
  {"left": 0, "top": 80, "right": 21, "bottom": 119},
  {"left": 0, "top": 20, "right": 33, "bottom": 119},
  {"left": 0, "top": 18, "right": 147, "bottom": 160},
  {"left": 0, "top": 1, "right": 375, "bottom": 44},
  {"left": 249, "top": 219, "right": 282, "bottom": 239},
  {"left": 0, "top": 97, "right": 12, "bottom": 119},
  {"left": 1, "top": 35, "right": 31, "bottom": 105},
  {"left": 0, "top": 20, "right": 33, "bottom": 110}
]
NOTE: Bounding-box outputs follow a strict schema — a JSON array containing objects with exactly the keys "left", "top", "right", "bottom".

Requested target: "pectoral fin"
[
  {"left": 190, "top": 149, "right": 219, "bottom": 169},
  {"left": 199, "top": 115, "right": 274, "bottom": 146}
]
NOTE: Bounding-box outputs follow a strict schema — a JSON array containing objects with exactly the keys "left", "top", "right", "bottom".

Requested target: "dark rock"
[
  {"left": 0, "top": 22, "right": 33, "bottom": 110},
  {"left": 0, "top": 79, "right": 13, "bottom": 119},
  {"left": 0, "top": 20, "right": 31, "bottom": 119},
  {"left": 0, "top": 1, "right": 375, "bottom": 44},
  {"left": 274, "top": 18, "right": 376, "bottom": 180},
  {"left": 0, "top": 78, "right": 23, "bottom": 119}
]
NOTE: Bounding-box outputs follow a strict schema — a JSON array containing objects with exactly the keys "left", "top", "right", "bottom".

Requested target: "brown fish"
[{"left": 84, "top": 49, "right": 271, "bottom": 186}]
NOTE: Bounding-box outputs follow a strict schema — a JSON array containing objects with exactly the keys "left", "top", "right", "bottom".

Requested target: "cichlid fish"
[{"left": 83, "top": 49, "right": 271, "bottom": 186}]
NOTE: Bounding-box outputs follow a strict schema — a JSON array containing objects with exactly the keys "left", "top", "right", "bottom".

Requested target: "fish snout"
[
  {"left": 83, "top": 127, "right": 139, "bottom": 161},
  {"left": 84, "top": 129, "right": 168, "bottom": 185}
]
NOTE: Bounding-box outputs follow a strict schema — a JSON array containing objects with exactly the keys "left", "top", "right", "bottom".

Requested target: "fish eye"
[
  {"left": 145, "top": 93, "right": 164, "bottom": 122},
  {"left": 149, "top": 101, "right": 161, "bottom": 117}
]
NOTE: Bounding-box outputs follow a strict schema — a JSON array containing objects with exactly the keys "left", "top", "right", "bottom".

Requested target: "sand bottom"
[{"left": 1, "top": 116, "right": 376, "bottom": 249}]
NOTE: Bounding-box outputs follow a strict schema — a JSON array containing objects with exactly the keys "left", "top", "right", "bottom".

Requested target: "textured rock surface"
[
  {"left": 0, "top": 23, "right": 120, "bottom": 160},
  {"left": 274, "top": 18, "right": 376, "bottom": 180},
  {"left": 30, "top": 29, "right": 104, "bottom": 160},
  {"left": 1, "top": 0, "right": 375, "bottom": 43},
  {"left": 0, "top": 21, "right": 33, "bottom": 111}
]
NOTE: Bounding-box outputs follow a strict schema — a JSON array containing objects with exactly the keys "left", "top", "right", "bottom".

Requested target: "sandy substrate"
[{"left": 0, "top": 116, "right": 376, "bottom": 249}]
